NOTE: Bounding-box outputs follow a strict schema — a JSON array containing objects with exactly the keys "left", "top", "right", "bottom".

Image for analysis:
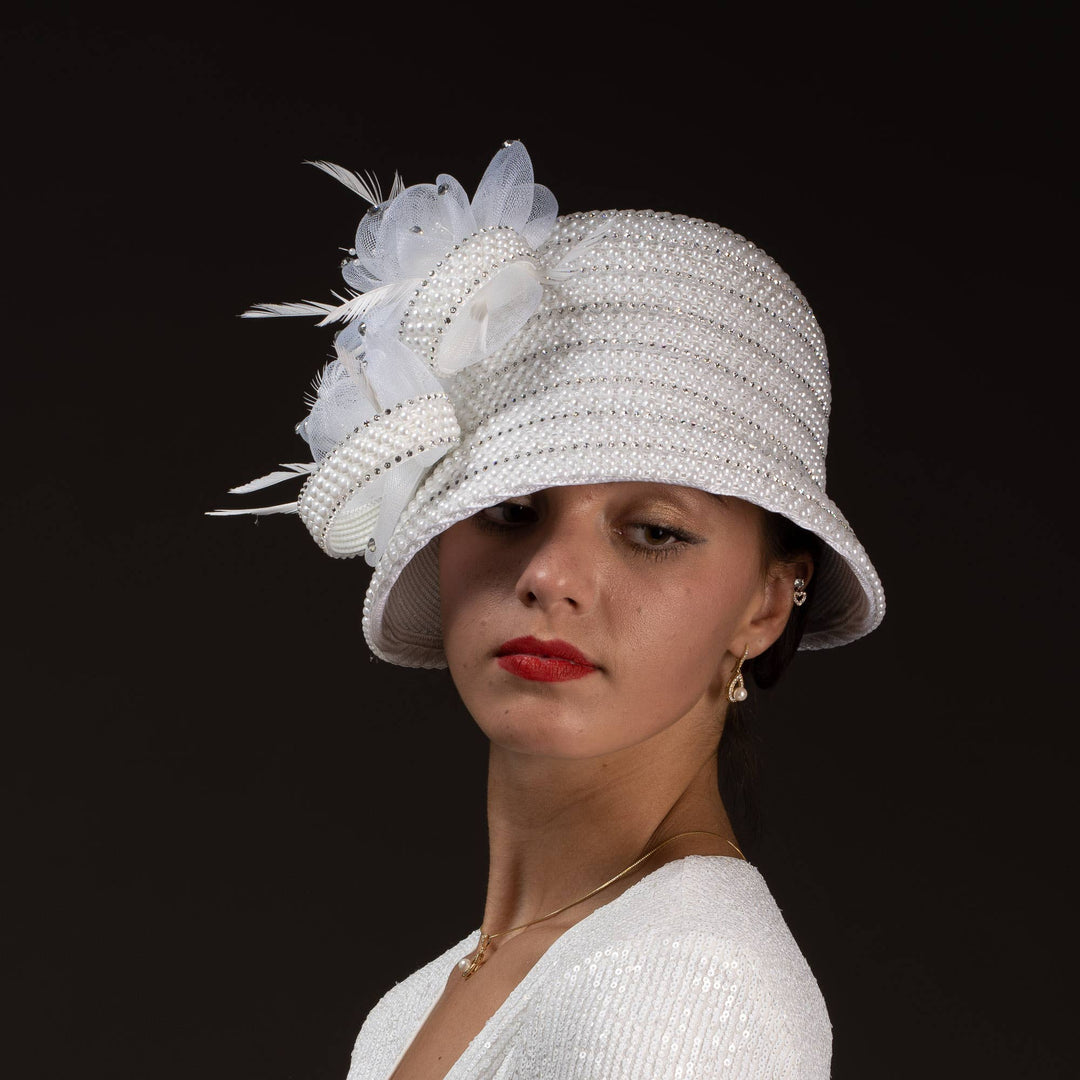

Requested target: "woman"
[{"left": 213, "top": 141, "right": 884, "bottom": 1078}]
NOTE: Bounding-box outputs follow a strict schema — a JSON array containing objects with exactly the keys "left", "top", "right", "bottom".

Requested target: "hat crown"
[
  {"left": 445, "top": 210, "right": 833, "bottom": 495},
  {"left": 365, "top": 208, "right": 883, "bottom": 665}
]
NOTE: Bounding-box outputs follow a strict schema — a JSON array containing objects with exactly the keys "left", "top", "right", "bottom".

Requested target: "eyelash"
[
  {"left": 473, "top": 502, "right": 537, "bottom": 532},
  {"left": 624, "top": 523, "right": 696, "bottom": 561},
  {"left": 472, "top": 503, "right": 699, "bottom": 561}
]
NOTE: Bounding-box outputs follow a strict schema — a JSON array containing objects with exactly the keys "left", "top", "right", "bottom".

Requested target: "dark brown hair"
[{"left": 717, "top": 510, "right": 821, "bottom": 841}]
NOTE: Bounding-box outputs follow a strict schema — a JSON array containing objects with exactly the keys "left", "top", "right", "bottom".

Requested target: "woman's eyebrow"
[{"left": 630, "top": 491, "right": 723, "bottom": 521}]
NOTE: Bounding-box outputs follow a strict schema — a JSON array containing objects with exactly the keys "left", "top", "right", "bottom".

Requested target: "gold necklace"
[{"left": 457, "top": 831, "right": 744, "bottom": 978}]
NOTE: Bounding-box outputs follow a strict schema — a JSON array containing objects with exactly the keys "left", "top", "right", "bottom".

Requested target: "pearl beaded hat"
[{"left": 211, "top": 141, "right": 884, "bottom": 665}]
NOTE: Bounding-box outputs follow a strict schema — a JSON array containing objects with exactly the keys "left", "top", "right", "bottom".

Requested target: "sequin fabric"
[
  {"left": 365, "top": 209, "right": 884, "bottom": 665},
  {"left": 345, "top": 857, "right": 830, "bottom": 1079}
]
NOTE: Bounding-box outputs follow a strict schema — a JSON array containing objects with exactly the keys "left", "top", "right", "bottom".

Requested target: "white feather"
[
  {"left": 314, "top": 280, "right": 420, "bottom": 326},
  {"left": 227, "top": 463, "right": 315, "bottom": 494},
  {"left": 305, "top": 160, "right": 382, "bottom": 205},
  {"left": 242, "top": 300, "right": 340, "bottom": 319},
  {"left": 205, "top": 502, "right": 300, "bottom": 517},
  {"left": 545, "top": 222, "right": 612, "bottom": 283},
  {"left": 304, "top": 363, "right": 333, "bottom": 408},
  {"left": 363, "top": 169, "right": 385, "bottom": 204},
  {"left": 388, "top": 171, "right": 405, "bottom": 200}
]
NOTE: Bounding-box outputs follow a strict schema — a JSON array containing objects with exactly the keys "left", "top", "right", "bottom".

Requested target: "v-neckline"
[{"left": 383, "top": 854, "right": 754, "bottom": 1080}]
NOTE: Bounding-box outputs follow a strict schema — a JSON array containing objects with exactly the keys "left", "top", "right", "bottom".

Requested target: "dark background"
[{"left": 4, "top": 9, "right": 1071, "bottom": 1079}]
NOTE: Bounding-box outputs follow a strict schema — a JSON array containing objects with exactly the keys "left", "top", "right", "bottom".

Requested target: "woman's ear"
[{"left": 743, "top": 556, "right": 814, "bottom": 659}]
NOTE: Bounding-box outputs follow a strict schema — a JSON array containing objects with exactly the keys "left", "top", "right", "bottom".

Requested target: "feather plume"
[
  {"left": 226, "top": 464, "right": 315, "bottom": 494},
  {"left": 364, "top": 169, "right": 385, "bottom": 204},
  {"left": 314, "top": 279, "right": 419, "bottom": 326},
  {"left": 305, "top": 160, "right": 383, "bottom": 205},
  {"left": 205, "top": 502, "right": 300, "bottom": 517},
  {"left": 388, "top": 171, "right": 405, "bottom": 200},
  {"left": 242, "top": 300, "right": 340, "bottom": 319}
]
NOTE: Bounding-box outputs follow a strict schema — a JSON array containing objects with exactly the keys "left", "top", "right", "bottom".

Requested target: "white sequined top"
[{"left": 346, "top": 856, "right": 831, "bottom": 1079}]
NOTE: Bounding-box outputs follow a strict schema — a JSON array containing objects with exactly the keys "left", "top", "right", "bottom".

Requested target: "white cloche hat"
[{"left": 211, "top": 141, "right": 885, "bottom": 666}]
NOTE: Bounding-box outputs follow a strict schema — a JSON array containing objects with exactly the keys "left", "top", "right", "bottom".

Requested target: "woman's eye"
[
  {"left": 621, "top": 519, "right": 704, "bottom": 560},
  {"left": 628, "top": 523, "right": 684, "bottom": 549},
  {"left": 643, "top": 525, "right": 676, "bottom": 545},
  {"left": 477, "top": 501, "right": 537, "bottom": 528}
]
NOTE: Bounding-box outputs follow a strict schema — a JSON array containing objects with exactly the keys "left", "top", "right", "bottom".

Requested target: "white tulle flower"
[
  {"left": 342, "top": 140, "right": 557, "bottom": 291},
  {"left": 213, "top": 141, "right": 560, "bottom": 561},
  {"left": 246, "top": 141, "right": 559, "bottom": 375}
]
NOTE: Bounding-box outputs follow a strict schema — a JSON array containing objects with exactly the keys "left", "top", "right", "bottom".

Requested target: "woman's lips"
[{"left": 494, "top": 636, "right": 597, "bottom": 682}]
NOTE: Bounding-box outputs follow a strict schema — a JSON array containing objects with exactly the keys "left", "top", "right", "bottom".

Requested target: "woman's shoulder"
[
  {"left": 531, "top": 855, "right": 831, "bottom": 1076},
  {"left": 595, "top": 854, "right": 809, "bottom": 949}
]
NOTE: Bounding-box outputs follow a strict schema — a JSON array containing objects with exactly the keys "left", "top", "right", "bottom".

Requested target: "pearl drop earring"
[{"left": 727, "top": 644, "right": 750, "bottom": 704}]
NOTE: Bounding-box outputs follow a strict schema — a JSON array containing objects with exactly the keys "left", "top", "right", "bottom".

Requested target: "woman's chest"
[
  {"left": 386, "top": 977, "right": 506, "bottom": 1080},
  {"left": 388, "top": 933, "right": 556, "bottom": 1080}
]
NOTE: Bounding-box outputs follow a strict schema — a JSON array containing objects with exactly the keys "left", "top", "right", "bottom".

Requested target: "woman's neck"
[{"left": 479, "top": 736, "right": 735, "bottom": 936}]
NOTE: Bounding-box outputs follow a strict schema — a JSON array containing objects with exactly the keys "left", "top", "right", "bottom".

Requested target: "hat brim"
[{"left": 363, "top": 404, "right": 883, "bottom": 667}]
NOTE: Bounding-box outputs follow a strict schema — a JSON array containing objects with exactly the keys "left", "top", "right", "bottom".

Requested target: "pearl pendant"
[
  {"left": 458, "top": 932, "right": 491, "bottom": 979},
  {"left": 727, "top": 670, "right": 748, "bottom": 704}
]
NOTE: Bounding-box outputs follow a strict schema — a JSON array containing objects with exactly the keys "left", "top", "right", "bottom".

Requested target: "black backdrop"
[{"left": 5, "top": 10, "right": 1071, "bottom": 1079}]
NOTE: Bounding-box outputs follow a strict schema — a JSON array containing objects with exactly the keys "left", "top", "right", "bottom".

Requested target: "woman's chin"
[
  {"left": 475, "top": 708, "right": 664, "bottom": 764},
  {"left": 472, "top": 708, "right": 615, "bottom": 761}
]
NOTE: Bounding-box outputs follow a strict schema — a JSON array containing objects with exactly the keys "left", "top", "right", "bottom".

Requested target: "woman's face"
[{"left": 438, "top": 482, "right": 795, "bottom": 761}]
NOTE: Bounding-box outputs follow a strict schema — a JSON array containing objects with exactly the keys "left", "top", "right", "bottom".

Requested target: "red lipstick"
[{"left": 495, "top": 636, "right": 597, "bottom": 682}]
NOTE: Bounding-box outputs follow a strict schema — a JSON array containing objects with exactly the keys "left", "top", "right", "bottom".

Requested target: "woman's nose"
[{"left": 514, "top": 516, "right": 599, "bottom": 614}]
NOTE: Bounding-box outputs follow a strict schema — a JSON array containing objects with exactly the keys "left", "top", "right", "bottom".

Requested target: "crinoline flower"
[{"left": 210, "top": 141, "right": 566, "bottom": 564}]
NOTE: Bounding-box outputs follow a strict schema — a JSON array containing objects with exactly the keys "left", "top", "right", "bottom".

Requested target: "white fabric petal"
[
  {"left": 521, "top": 183, "right": 559, "bottom": 248},
  {"left": 433, "top": 262, "right": 542, "bottom": 376},
  {"left": 297, "top": 360, "right": 378, "bottom": 462},
  {"left": 341, "top": 255, "right": 382, "bottom": 293},
  {"left": 470, "top": 140, "right": 537, "bottom": 233},
  {"left": 383, "top": 185, "right": 458, "bottom": 280},
  {"left": 433, "top": 174, "right": 478, "bottom": 242},
  {"left": 352, "top": 202, "right": 398, "bottom": 283},
  {"left": 364, "top": 335, "right": 445, "bottom": 412}
]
